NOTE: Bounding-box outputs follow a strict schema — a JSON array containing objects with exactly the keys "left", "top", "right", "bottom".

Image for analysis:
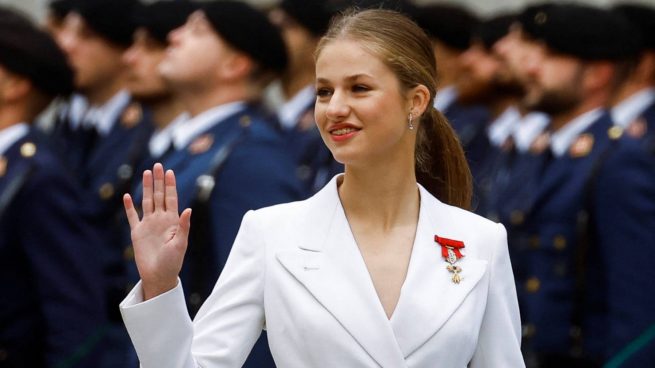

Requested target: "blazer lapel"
[
  {"left": 276, "top": 178, "right": 407, "bottom": 368},
  {"left": 389, "top": 186, "right": 488, "bottom": 358}
]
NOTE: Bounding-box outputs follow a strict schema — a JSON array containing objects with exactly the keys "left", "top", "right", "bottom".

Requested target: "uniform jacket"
[
  {"left": 520, "top": 113, "right": 655, "bottom": 364},
  {"left": 120, "top": 175, "right": 524, "bottom": 368},
  {"left": 0, "top": 128, "right": 106, "bottom": 367}
]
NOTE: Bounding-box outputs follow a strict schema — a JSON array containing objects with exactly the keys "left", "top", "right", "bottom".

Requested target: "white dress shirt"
[
  {"left": 277, "top": 85, "right": 315, "bottom": 130},
  {"left": 0, "top": 124, "right": 29, "bottom": 156},
  {"left": 171, "top": 102, "right": 245, "bottom": 150},
  {"left": 550, "top": 108, "right": 602, "bottom": 157},
  {"left": 611, "top": 87, "right": 655, "bottom": 128}
]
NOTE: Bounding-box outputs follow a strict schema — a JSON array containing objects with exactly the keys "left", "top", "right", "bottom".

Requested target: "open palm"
[{"left": 123, "top": 163, "right": 192, "bottom": 300}]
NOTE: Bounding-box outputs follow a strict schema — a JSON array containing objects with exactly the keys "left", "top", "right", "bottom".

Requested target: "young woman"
[{"left": 121, "top": 8, "right": 524, "bottom": 368}]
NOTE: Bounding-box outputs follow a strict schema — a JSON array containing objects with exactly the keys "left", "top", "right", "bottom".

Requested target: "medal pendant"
[{"left": 447, "top": 248, "right": 457, "bottom": 264}]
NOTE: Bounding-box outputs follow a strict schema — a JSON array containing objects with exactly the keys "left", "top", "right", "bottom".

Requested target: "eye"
[
  {"left": 316, "top": 88, "right": 333, "bottom": 98},
  {"left": 352, "top": 84, "right": 370, "bottom": 93}
]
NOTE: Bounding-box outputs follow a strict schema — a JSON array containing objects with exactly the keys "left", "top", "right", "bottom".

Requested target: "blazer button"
[
  {"left": 522, "top": 323, "right": 536, "bottom": 338},
  {"left": 553, "top": 235, "right": 567, "bottom": 251},
  {"left": 510, "top": 210, "right": 525, "bottom": 225},
  {"left": 525, "top": 277, "right": 541, "bottom": 293}
]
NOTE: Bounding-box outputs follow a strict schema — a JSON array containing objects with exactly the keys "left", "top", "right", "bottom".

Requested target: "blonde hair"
[{"left": 316, "top": 8, "right": 472, "bottom": 209}]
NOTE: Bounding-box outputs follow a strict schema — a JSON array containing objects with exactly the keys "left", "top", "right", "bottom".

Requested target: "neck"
[
  {"left": 176, "top": 82, "right": 250, "bottom": 116},
  {"left": 149, "top": 97, "right": 186, "bottom": 130},
  {"left": 0, "top": 107, "right": 30, "bottom": 130},
  {"left": 84, "top": 75, "right": 126, "bottom": 105},
  {"left": 339, "top": 154, "right": 418, "bottom": 231},
  {"left": 550, "top": 97, "right": 606, "bottom": 132},
  {"left": 281, "top": 67, "right": 314, "bottom": 100},
  {"left": 489, "top": 96, "right": 519, "bottom": 120},
  {"left": 611, "top": 81, "right": 652, "bottom": 106}
]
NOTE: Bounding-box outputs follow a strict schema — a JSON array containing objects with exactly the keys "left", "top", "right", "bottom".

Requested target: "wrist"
[{"left": 142, "top": 278, "right": 178, "bottom": 301}]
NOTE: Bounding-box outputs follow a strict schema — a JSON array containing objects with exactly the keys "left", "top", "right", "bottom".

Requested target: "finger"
[
  {"left": 123, "top": 194, "right": 140, "bottom": 228},
  {"left": 164, "top": 170, "right": 178, "bottom": 213},
  {"left": 153, "top": 163, "right": 165, "bottom": 212},
  {"left": 142, "top": 170, "right": 154, "bottom": 215},
  {"left": 176, "top": 208, "right": 192, "bottom": 251}
]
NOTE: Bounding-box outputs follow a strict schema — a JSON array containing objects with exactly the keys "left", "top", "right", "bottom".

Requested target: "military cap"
[
  {"left": 74, "top": 0, "right": 141, "bottom": 47},
  {"left": 474, "top": 14, "right": 516, "bottom": 50},
  {"left": 132, "top": 1, "right": 197, "bottom": 45},
  {"left": 519, "top": 4, "right": 641, "bottom": 61},
  {"left": 201, "top": 1, "right": 288, "bottom": 74},
  {"left": 278, "top": 0, "right": 335, "bottom": 37},
  {"left": 0, "top": 7, "right": 74, "bottom": 96},
  {"left": 613, "top": 4, "right": 655, "bottom": 51},
  {"left": 414, "top": 4, "right": 479, "bottom": 50}
]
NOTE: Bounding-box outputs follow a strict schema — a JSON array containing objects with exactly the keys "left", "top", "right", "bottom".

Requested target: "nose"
[
  {"left": 325, "top": 90, "right": 350, "bottom": 121},
  {"left": 122, "top": 46, "right": 137, "bottom": 66}
]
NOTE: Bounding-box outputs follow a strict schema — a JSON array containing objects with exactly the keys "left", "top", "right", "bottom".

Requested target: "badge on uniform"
[
  {"left": 569, "top": 133, "right": 594, "bottom": 158},
  {"left": 120, "top": 103, "right": 142, "bottom": 128},
  {"left": 434, "top": 235, "right": 465, "bottom": 284},
  {"left": 626, "top": 118, "right": 647, "bottom": 139},
  {"left": 189, "top": 134, "right": 214, "bottom": 155}
]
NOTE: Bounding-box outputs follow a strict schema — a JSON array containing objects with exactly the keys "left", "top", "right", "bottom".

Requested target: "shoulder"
[{"left": 420, "top": 187, "right": 506, "bottom": 261}]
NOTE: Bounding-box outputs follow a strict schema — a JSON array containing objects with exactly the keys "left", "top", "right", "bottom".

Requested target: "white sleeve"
[
  {"left": 120, "top": 210, "right": 267, "bottom": 368},
  {"left": 469, "top": 223, "right": 525, "bottom": 368}
]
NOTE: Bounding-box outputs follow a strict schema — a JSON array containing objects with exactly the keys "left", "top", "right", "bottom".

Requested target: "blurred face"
[
  {"left": 269, "top": 8, "right": 316, "bottom": 74},
  {"left": 58, "top": 13, "right": 125, "bottom": 92},
  {"left": 122, "top": 29, "right": 170, "bottom": 102},
  {"left": 457, "top": 41, "right": 500, "bottom": 104},
  {"left": 493, "top": 27, "right": 540, "bottom": 95},
  {"left": 523, "top": 44, "right": 585, "bottom": 115},
  {"left": 160, "top": 11, "right": 237, "bottom": 89},
  {"left": 314, "top": 40, "right": 416, "bottom": 167}
]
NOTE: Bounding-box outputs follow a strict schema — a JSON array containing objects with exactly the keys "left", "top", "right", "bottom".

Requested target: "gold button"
[
  {"left": 510, "top": 210, "right": 524, "bottom": 225},
  {"left": 522, "top": 323, "right": 536, "bottom": 338},
  {"left": 20, "top": 142, "right": 36, "bottom": 157},
  {"left": 239, "top": 115, "right": 251, "bottom": 127},
  {"left": 553, "top": 235, "right": 567, "bottom": 251},
  {"left": 123, "top": 246, "right": 134, "bottom": 261},
  {"left": 529, "top": 236, "right": 540, "bottom": 249},
  {"left": 608, "top": 126, "right": 623, "bottom": 140},
  {"left": 525, "top": 277, "right": 540, "bottom": 293},
  {"left": 98, "top": 183, "right": 115, "bottom": 200}
]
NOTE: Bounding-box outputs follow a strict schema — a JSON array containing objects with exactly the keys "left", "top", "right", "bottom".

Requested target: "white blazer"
[{"left": 120, "top": 176, "right": 524, "bottom": 368}]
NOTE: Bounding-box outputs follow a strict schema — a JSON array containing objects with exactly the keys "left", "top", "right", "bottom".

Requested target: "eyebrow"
[{"left": 316, "top": 73, "right": 374, "bottom": 84}]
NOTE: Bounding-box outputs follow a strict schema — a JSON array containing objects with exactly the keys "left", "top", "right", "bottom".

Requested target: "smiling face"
[{"left": 314, "top": 39, "right": 417, "bottom": 168}]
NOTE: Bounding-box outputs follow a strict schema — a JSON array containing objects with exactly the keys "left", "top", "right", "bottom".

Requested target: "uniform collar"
[
  {"left": 0, "top": 123, "right": 29, "bottom": 156},
  {"left": 82, "top": 90, "right": 131, "bottom": 136},
  {"left": 513, "top": 112, "right": 550, "bottom": 153},
  {"left": 172, "top": 101, "right": 245, "bottom": 150},
  {"left": 277, "top": 85, "right": 315, "bottom": 130},
  {"left": 611, "top": 87, "right": 655, "bottom": 128},
  {"left": 487, "top": 106, "right": 521, "bottom": 147},
  {"left": 59, "top": 93, "right": 89, "bottom": 130},
  {"left": 550, "top": 108, "right": 603, "bottom": 157},
  {"left": 148, "top": 112, "right": 189, "bottom": 157},
  {"left": 433, "top": 85, "right": 458, "bottom": 112}
]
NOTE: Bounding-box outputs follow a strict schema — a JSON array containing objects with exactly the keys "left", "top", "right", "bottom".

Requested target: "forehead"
[{"left": 316, "top": 39, "right": 389, "bottom": 79}]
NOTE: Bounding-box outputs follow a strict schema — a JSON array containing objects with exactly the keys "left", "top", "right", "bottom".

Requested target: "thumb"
[{"left": 176, "top": 208, "right": 192, "bottom": 249}]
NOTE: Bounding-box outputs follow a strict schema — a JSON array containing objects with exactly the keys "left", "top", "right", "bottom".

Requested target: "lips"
[
  {"left": 331, "top": 127, "right": 359, "bottom": 135},
  {"left": 328, "top": 124, "right": 361, "bottom": 142}
]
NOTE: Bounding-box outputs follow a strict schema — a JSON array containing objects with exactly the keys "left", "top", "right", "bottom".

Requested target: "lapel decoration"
[{"left": 434, "top": 235, "right": 465, "bottom": 284}]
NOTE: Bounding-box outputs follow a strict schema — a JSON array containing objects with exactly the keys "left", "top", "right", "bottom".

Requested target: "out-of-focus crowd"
[{"left": 0, "top": 0, "right": 653, "bottom": 367}]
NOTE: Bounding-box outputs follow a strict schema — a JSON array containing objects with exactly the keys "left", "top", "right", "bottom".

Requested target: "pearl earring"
[{"left": 408, "top": 113, "right": 414, "bottom": 130}]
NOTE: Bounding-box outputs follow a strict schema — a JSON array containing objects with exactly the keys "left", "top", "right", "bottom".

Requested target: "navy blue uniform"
[
  {"left": 0, "top": 128, "right": 107, "bottom": 367},
  {"left": 518, "top": 113, "right": 655, "bottom": 365}
]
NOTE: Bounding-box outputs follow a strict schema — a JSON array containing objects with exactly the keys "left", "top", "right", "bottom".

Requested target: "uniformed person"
[
  {"left": 414, "top": 4, "right": 490, "bottom": 148},
  {"left": 56, "top": 1, "right": 153, "bottom": 366},
  {"left": 611, "top": 4, "right": 655, "bottom": 145},
  {"left": 515, "top": 4, "right": 655, "bottom": 366},
  {"left": 0, "top": 7, "right": 106, "bottom": 366},
  {"left": 126, "top": 2, "right": 303, "bottom": 366},
  {"left": 268, "top": 0, "right": 343, "bottom": 196}
]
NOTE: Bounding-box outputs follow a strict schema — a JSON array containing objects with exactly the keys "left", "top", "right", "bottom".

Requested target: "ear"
[
  {"left": 407, "top": 84, "right": 431, "bottom": 118},
  {"left": 220, "top": 52, "right": 254, "bottom": 82},
  {"left": 0, "top": 74, "right": 32, "bottom": 103},
  {"left": 582, "top": 61, "right": 614, "bottom": 91}
]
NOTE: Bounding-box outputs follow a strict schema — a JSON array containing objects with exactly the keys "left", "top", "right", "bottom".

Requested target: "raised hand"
[{"left": 123, "top": 163, "right": 192, "bottom": 300}]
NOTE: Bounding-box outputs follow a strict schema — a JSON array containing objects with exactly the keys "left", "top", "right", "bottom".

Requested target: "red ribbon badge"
[{"left": 434, "top": 235, "right": 465, "bottom": 260}]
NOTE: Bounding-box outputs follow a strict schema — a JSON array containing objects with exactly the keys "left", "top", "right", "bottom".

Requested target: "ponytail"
[{"left": 415, "top": 107, "right": 472, "bottom": 209}]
